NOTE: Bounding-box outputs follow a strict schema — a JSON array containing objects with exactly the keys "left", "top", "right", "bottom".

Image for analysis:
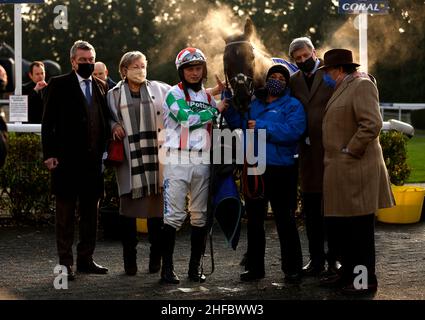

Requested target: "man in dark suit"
[
  {"left": 42, "top": 40, "right": 110, "bottom": 281},
  {"left": 93, "top": 61, "right": 117, "bottom": 89},
  {"left": 23, "top": 61, "right": 47, "bottom": 124},
  {"left": 288, "top": 37, "right": 335, "bottom": 277}
]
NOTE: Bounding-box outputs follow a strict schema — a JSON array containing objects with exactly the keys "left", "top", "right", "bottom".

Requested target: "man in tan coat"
[
  {"left": 289, "top": 37, "right": 334, "bottom": 276},
  {"left": 320, "top": 49, "right": 395, "bottom": 294}
]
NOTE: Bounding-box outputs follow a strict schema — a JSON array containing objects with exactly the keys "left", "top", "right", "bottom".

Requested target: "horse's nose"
[{"left": 236, "top": 73, "right": 247, "bottom": 84}]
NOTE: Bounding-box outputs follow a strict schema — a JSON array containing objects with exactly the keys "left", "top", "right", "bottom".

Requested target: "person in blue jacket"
[{"left": 223, "top": 64, "right": 306, "bottom": 283}]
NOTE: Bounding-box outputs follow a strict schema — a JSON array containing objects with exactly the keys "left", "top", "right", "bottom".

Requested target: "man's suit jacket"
[
  {"left": 23, "top": 81, "right": 44, "bottom": 124},
  {"left": 42, "top": 71, "right": 110, "bottom": 197},
  {"left": 322, "top": 76, "right": 395, "bottom": 216},
  {"left": 289, "top": 61, "right": 334, "bottom": 193}
]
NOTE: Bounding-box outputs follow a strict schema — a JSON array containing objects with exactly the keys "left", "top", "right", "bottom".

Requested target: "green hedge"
[
  {"left": 0, "top": 131, "right": 411, "bottom": 223},
  {"left": 0, "top": 133, "right": 53, "bottom": 223},
  {"left": 380, "top": 131, "right": 411, "bottom": 186}
]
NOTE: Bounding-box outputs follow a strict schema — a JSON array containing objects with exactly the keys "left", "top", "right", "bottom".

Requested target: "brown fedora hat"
[{"left": 318, "top": 48, "right": 360, "bottom": 70}]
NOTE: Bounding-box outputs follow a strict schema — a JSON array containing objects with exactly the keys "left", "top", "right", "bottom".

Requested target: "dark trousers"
[
  {"left": 246, "top": 165, "right": 302, "bottom": 275},
  {"left": 120, "top": 216, "right": 138, "bottom": 252},
  {"left": 326, "top": 214, "right": 376, "bottom": 283},
  {"left": 56, "top": 194, "right": 100, "bottom": 266},
  {"left": 120, "top": 216, "right": 163, "bottom": 256},
  {"left": 147, "top": 217, "right": 163, "bottom": 257},
  {"left": 302, "top": 192, "right": 325, "bottom": 267}
]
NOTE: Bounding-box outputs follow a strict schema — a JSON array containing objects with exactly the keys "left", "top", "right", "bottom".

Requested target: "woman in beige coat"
[
  {"left": 107, "top": 51, "right": 170, "bottom": 276},
  {"left": 319, "top": 49, "right": 395, "bottom": 294}
]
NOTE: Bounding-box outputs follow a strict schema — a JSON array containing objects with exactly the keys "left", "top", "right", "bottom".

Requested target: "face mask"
[
  {"left": 265, "top": 78, "right": 286, "bottom": 96},
  {"left": 296, "top": 56, "right": 316, "bottom": 73},
  {"left": 76, "top": 63, "right": 95, "bottom": 79},
  {"left": 126, "top": 68, "right": 146, "bottom": 84},
  {"left": 0, "top": 79, "right": 6, "bottom": 92},
  {"left": 323, "top": 73, "right": 337, "bottom": 89}
]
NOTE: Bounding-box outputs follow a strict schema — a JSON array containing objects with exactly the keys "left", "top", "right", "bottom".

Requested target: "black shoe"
[
  {"left": 161, "top": 267, "right": 180, "bottom": 284},
  {"left": 319, "top": 273, "right": 343, "bottom": 287},
  {"left": 124, "top": 257, "right": 137, "bottom": 276},
  {"left": 302, "top": 260, "right": 325, "bottom": 276},
  {"left": 123, "top": 247, "right": 137, "bottom": 276},
  {"left": 240, "top": 270, "right": 265, "bottom": 282},
  {"left": 125, "top": 265, "right": 137, "bottom": 276},
  {"left": 149, "top": 253, "right": 161, "bottom": 274},
  {"left": 341, "top": 282, "right": 378, "bottom": 295},
  {"left": 77, "top": 260, "right": 108, "bottom": 274},
  {"left": 64, "top": 265, "right": 75, "bottom": 281},
  {"left": 284, "top": 272, "right": 302, "bottom": 284},
  {"left": 188, "top": 266, "right": 206, "bottom": 283}
]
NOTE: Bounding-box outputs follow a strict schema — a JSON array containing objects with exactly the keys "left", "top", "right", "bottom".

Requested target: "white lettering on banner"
[{"left": 342, "top": 3, "right": 380, "bottom": 12}]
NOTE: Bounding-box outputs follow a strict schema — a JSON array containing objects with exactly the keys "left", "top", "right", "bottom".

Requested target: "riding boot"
[
  {"left": 160, "top": 224, "right": 180, "bottom": 284},
  {"left": 147, "top": 217, "right": 163, "bottom": 273},
  {"left": 188, "top": 226, "right": 207, "bottom": 283},
  {"left": 120, "top": 215, "right": 138, "bottom": 276}
]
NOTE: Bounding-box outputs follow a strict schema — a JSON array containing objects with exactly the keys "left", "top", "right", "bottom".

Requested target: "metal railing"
[
  {"left": 1, "top": 101, "right": 425, "bottom": 133},
  {"left": 380, "top": 103, "right": 425, "bottom": 121}
]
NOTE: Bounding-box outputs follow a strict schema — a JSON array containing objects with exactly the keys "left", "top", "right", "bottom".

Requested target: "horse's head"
[{"left": 223, "top": 18, "right": 255, "bottom": 114}]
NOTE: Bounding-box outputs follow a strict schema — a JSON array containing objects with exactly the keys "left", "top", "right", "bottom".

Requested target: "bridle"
[{"left": 223, "top": 40, "right": 255, "bottom": 100}]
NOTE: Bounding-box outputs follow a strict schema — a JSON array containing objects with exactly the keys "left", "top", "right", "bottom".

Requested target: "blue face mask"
[
  {"left": 323, "top": 73, "right": 336, "bottom": 89},
  {"left": 265, "top": 78, "right": 286, "bottom": 96}
]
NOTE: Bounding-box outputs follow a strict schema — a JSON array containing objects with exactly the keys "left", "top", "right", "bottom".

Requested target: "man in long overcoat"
[
  {"left": 42, "top": 40, "right": 111, "bottom": 280},
  {"left": 320, "top": 48, "right": 394, "bottom": 294}
]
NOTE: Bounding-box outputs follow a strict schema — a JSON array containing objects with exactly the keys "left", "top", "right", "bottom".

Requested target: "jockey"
[{"left": 160, "top": 47, "right": 226, "bottom": 284}]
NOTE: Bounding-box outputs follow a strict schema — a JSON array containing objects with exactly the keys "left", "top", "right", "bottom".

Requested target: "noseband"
[{"left": 224, "top": 40, "right": 255, "bottom": 98}]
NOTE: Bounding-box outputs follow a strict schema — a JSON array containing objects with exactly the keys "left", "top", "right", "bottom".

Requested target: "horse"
[
  {"left": 222, "top": 18, "right": 257, "bottom": 115},
  {"left": 206, "top": 18, "right": 299, "bottom": 267},
  {"left": 222, "top": 19, "right": 299, "bottom": 115}
]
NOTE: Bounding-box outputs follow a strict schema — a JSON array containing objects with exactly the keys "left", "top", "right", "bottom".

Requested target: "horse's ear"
[{"left": 244, "top": 18, "right": 254, "bottom": 39}]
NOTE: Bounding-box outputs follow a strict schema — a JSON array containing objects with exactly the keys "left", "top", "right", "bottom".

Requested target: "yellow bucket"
[
  {"left": 377, "top": 186, "right": 425, "bottom": 224},
  {"left": 136, "top": 218, "right": 148, "bottom": 233}
]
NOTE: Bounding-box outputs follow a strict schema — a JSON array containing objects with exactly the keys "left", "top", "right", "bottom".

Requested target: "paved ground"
[{"left": 1, "top": 214, "right": 425, "bottom": 301}]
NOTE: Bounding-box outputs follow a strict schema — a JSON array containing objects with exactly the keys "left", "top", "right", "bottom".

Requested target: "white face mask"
[{"left": 126, "top": 68, "right": 146, "bottom": 84}]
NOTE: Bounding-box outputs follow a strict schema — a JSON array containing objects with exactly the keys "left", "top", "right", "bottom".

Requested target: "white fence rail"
[
  {"left": 7, "top": 123, "right": 41, "bottom": 133},
  {"left": 1, "top": 101, "right": 425, "bottom": 133},
  {"left": 380, "top": 103, "right": 425, "bottom": 121}
]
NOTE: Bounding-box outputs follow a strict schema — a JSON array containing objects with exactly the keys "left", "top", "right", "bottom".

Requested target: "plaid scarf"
[{"left": 119, "top": 82, "right": 159, "bottom": 199}]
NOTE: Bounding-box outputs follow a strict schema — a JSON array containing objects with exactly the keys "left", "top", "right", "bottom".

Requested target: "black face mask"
[
  {"left": 296, "top": 56, "right": 316, "bottom": 73},
  {"left": 76, "top": 63, "right": 94, "bottom": 79},
  {"left": 0, "top": 79, "right": 6, "bottom": 92}
]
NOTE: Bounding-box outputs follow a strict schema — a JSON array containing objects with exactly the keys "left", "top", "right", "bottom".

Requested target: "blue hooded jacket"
[{"left": 223, "top": 88, "right": 306, "bottom": 166}]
